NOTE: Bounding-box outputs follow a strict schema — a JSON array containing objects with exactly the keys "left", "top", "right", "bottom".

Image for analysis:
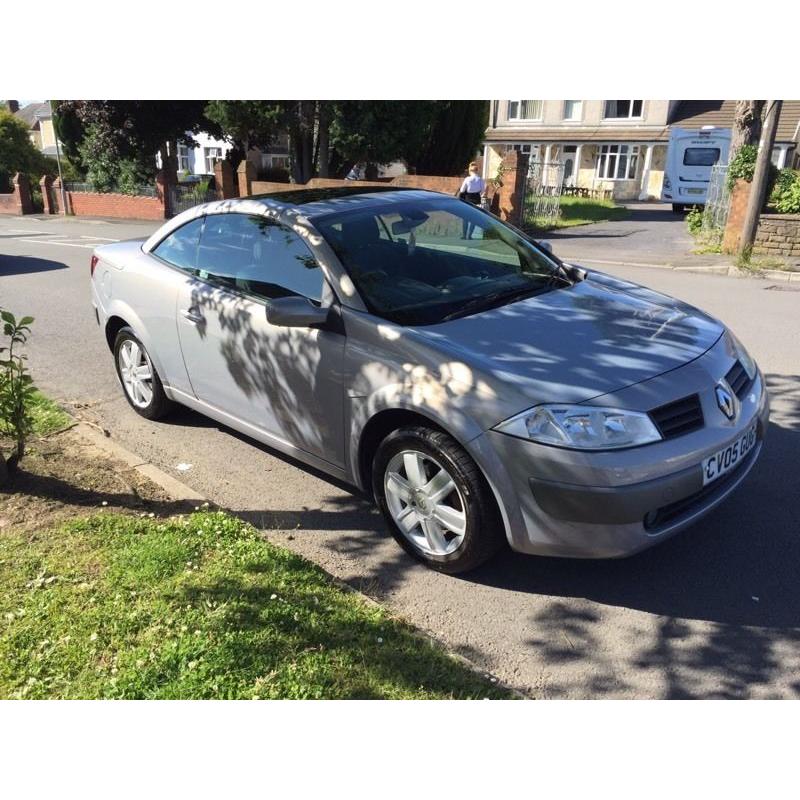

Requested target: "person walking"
[{"left": 457, "top": 162, "right": 486, "bottom": 239}]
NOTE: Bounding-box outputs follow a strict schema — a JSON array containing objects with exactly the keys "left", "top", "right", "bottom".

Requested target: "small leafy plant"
[
  {"left": 685, "top": 205, "right": 704, "bottom": 236},
  {"left": 770, "top": 169, "right": 800, "bottom": 214},
  {"left": 0, "top": 309, "right": 36, "bottom": 473}
]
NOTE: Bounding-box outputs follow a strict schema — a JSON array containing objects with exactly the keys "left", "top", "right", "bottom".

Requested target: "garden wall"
[
  {"left": 64, "top": 189, "right": 165, "bottom": 220},
  {"left": 753, "top": 214, "right": 800, "bottom": 258}
]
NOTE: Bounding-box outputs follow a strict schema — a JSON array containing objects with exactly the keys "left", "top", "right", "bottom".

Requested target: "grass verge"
[
  {"left": 0, "top": 510, "right": 511, "bottom": 699},
  {"left": 29, "top": 390, "right": 73, "bottom": 436},
  {"left": 526, "top": 196, "right": 629, "bottom": 231}
]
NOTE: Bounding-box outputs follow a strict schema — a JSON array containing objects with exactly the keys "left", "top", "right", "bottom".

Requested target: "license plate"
[
  {"left": 702, "top": 422, "right": 757, "bottom": 486},
  {"left": 686, "top": 188, "right": 704, "bottom": 195}
]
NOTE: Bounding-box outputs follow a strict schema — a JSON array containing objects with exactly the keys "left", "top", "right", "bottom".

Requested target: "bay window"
[{"left": 596, "top": 144, "right": 640, "bottom": 180}]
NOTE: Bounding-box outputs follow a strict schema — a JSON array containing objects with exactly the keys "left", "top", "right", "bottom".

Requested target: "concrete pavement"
[{"left": 2, "top": 213, "right": 799, "bottom": 698}]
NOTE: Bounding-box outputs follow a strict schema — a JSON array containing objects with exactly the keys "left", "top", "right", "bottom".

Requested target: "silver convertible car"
[{"left": 91, "top": 188, "right": 769, "bottom": 573}]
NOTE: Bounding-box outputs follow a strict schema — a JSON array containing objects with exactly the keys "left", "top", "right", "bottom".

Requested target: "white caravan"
[{"left": 662, "top": 126, "right": 731, "bottom": 212}]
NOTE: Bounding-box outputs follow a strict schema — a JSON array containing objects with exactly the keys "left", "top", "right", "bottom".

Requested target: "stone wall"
[{"left": 753, "top": 214, "right": 800, "bottom": 257}]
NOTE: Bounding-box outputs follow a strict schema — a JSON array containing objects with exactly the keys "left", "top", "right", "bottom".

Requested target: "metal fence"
[
  {"left": 702, "top": 164, "right": 730, "bottom": 233},
  {"left": 169, "top": 183, "right": 217, "bottom": 217},
  {"left": 64, "top": 181, "right": 158, "bottom": 197},
  {"left": 521, "top": 159, "right": 564, "bottom": 229}
]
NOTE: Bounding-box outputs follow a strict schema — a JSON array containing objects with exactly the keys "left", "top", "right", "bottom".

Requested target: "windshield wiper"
[{"left": 440, "top": 283, "right": 553, "bottom": 322}]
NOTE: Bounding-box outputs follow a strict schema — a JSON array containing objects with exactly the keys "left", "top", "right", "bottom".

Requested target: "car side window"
[
  {"left": 197, "top": 213, "right": 324, "bottom": 303},
  {"left": 152, "top": 218, "right": 204, "bottom": 270}
]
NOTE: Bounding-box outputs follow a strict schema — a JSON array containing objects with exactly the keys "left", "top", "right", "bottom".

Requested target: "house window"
[
  {"left": 596, "top": 144, "right": 640, "bottom": 180},
  {"left": 510, "top": 144, "right": 532, "bottom": 154},
  {"left": 176, "top": 144, "right": 191, "bottom": 173},
  {"left": 508, "top": 100, "right": 543, "bottom": 121},
  {"left": 204, "top": 147, "right": 223, "bottom": 174},
  {"left": 603, "top": 100, "right": 643, "bottom": 119},
  {"left": 563, "top": 100, "right": 582, "bottom": 121}
]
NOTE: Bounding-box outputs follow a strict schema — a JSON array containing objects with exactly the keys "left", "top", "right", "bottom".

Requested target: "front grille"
[
  {"left": 725, "top": 360, "right": 753, "bottom": 400},
  {"left": 643, "top": 444, "right": 758, "bottom": 531},
  {"left": 649, "top": 394, "right": 704, "bottom": 440}
]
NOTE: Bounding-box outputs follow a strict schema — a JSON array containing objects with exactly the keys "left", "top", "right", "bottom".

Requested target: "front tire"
[
  {"left": 372, "top": 426, "right": 505, "bottom": 574},
  {"left": 113, "top": 327, "right": 172, "bottom": 420}
]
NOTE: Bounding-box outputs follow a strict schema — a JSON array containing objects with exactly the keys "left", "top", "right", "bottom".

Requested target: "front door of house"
[{"left": 562, "top": 146, "right": 577, "bottom": 186}]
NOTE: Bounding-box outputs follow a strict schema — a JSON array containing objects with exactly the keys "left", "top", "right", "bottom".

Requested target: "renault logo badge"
[{"left": 715, "top": 383, "right": 736, "bottom": 420}]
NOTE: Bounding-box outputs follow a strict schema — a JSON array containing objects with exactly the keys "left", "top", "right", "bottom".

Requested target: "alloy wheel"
[
  {"left": 383, "top": 450, "right": 467, "bottom": 556},
  {"left": 118, "top": 339, "right": 154, "bottom": 409}
]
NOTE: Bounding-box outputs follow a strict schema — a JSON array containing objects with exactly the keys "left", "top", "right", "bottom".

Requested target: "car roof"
[{"left": 246, "top": 187, "right": 449, "bottom": 218}]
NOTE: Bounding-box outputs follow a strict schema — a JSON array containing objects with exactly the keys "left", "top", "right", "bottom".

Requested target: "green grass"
[
  {"left": 0, "top": 511, "right": 511, "bottom": 699},
  {"left": 28, "top": 390, "right": 72, "bottom": 436},
  {"left": 526, "top": 196, "right": 629, "bottom": 231}
]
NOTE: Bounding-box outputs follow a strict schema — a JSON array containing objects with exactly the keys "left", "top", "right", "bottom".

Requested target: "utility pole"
[
  {"left": 49, "top": 100, "right": 67, "bottom": 214},
  {"left": 739, "top": 100, "right": 782, "bottom": 255}
]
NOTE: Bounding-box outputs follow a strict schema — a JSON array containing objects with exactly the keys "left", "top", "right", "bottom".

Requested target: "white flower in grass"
[{"left": 90, "top": 633, "right": 98, "bottom": 642}]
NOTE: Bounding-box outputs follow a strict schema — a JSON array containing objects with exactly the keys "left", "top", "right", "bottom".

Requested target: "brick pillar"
[
  {"left": 155, "top": 171, "right": 171, "bottom": 218},
  {"left": 52, "top": 177, "right": 70, "bottom": 215},
  {"left": 237, "top": 159, "right": 256, "bottom": 197},
  {"left": 493, "top": 151, "right": 528, "bottom": 226},
  {"left": 722, "top": 179, "right": 752, "bottom": 254},
  {"left": 13, "top": 173, "right": 34, "bottom": 215},
  {"left": 40, "top": 175, "right": 55, "bottom": 214},
  {"left": 214, "top": 160, "right": 236, "bottom": 199}
]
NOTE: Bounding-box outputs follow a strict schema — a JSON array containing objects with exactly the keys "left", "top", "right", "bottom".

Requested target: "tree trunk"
[
  {"left": 0, "top": 455, "right": 7, "bottom": 487},
  {"left": 318, "top": 101, "right": 330, "bottom": 178},
  {"left": 730, "top": 101, "right": 765, "bottom": 161}
]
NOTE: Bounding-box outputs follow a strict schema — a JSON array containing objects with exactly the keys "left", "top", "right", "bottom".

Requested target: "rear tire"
[
  {"left": 372, "top": 425, "right": 505, "bottom": 574},
  {"left": 113, "top": 327, "right": 172, "bottom": 420},
  {"left": 672, "top": 203, "right": 685, "bottom": 213}
]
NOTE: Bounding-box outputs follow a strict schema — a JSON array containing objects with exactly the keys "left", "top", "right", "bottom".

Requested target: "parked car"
[{"left": 91, "top": 188, "right": 769, "bottom": 573}]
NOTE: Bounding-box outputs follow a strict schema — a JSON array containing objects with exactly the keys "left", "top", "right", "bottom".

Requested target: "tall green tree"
[
  {"left": 410, "top": 101, "right": 489, "bottom": 176},
  {"left": 56, "top": 101, "right": 220, "bottom": 185},
  {"left": 0, "top": 109, "right": 54, "bottom": 190}
]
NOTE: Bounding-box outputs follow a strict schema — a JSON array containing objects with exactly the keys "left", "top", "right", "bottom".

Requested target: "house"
[
  {"left": 8, "top": 100, "right": 61, "bottom": 159},
  {"left": 174, "top": 132, "right": 292, "bottom": 179},
  {"left": 482, "top": 100, "right": 800, "bottom": 202},
  {"left": 483, "top": 100, "right": 675, "bottom": 201}
]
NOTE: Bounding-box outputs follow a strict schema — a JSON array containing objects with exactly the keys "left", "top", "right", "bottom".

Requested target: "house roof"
[
  {"left": 14, "top": 102, "right": 51, "bottom": 128},
  {"left": 484, "top": 126, "right": 670, "bottom": 144},
  {"left": 669, "top": 100, "right": 800, "bottom": 143}
]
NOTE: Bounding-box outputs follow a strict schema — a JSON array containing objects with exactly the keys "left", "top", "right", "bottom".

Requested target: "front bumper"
[{"left": 470, "top": 343, "right": 770, "bottom": 558}]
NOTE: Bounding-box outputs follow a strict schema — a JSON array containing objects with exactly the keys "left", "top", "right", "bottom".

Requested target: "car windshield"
[{"left": 314, "top": 196, "right": 569, "bottom": 325}]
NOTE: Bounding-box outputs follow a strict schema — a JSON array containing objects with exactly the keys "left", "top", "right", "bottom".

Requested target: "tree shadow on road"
[{"left": 0, "top": 253, "right": 68, "bottom": 275}]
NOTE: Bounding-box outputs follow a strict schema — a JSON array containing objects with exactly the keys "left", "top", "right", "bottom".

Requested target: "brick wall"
[
  {"left": 722, "top": 179, "right": 751, "bottom": 253},
  {"left": 0, "top": 173, "right": 33, "bottom": 215},
  {"left": 65, "top": 189, "right": 165, "bottom": 220},
  {"left": 753, "top": 214, "right": 800, "bottom": 257}
]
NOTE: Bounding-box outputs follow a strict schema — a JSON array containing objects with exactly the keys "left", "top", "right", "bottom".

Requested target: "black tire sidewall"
[{"left": 372, "top": 426, "right": 503, "bottom": 573}]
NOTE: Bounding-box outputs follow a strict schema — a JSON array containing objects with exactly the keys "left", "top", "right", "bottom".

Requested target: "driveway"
[
  {"left": 2, "top": 213, "right": 799, "bottom": 698},
  {"left": 540, "top": 202, "right": 730, "bottom": 269}
]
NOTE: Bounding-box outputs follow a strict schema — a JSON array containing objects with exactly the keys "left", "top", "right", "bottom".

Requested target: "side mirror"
[
  {"left": 538, "top": 240, "right": 553, "bottom": 254},
  {"left": 266, "top": 296, "right": 330, "bottom": 328}
]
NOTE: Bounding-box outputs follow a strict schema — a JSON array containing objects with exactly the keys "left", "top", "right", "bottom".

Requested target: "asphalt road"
[{"left": 2, "top": 212, "right": 799, "bottom": 698}]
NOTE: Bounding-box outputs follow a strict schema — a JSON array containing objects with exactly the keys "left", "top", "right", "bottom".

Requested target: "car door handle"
[{"left": 180, "top": 307, "right": 203, "bottom": 324}]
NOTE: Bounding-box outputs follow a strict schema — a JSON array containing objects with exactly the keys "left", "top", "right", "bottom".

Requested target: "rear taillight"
[{"left": 90, "top": 255, "right": 98, "bottom": 276}]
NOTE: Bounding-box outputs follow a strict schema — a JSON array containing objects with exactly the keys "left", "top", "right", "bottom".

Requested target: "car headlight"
[
  {"left": 494, "top": 404, "right": 662, "bottom": 450},
  {"left": 730, "top": 333, "right": 756, "bottom": 380}
]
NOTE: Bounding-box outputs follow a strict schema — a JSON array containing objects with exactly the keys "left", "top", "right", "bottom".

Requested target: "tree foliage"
[
  {"left": 0, "top": 109, "right": 55, "bottom": 191},
  {"left": 55, "top": 101, "right": 219, "bottom": 186}
]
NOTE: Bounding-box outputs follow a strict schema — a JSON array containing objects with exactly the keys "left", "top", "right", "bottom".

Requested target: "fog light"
[{"left": 644, "top": 510, "right": 660, "bottom": 528}]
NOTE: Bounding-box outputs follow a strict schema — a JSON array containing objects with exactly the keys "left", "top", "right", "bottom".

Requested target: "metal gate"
[
  {"left": 702, "top": 164, "right": 730, "bottom": 233},
  {"left": 169, "top": 182, "right": 217, "bottom": 217},
  {"left": 521, "top": 159, "right": 564, "bottom": 229}
]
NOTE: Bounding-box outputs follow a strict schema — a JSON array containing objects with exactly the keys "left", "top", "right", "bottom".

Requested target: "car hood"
[{"left": 416, "top": 271, "right": 724, "bottom": 405}]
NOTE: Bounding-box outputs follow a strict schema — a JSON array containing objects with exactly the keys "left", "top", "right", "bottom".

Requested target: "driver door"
[{"left": 176, "top": 213, "right": 346, "bottom": 468}]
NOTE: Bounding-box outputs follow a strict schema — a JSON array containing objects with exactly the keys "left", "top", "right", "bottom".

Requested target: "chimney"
[{"left": 6, "top": 100, "right": 19, "bottom": 113}]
